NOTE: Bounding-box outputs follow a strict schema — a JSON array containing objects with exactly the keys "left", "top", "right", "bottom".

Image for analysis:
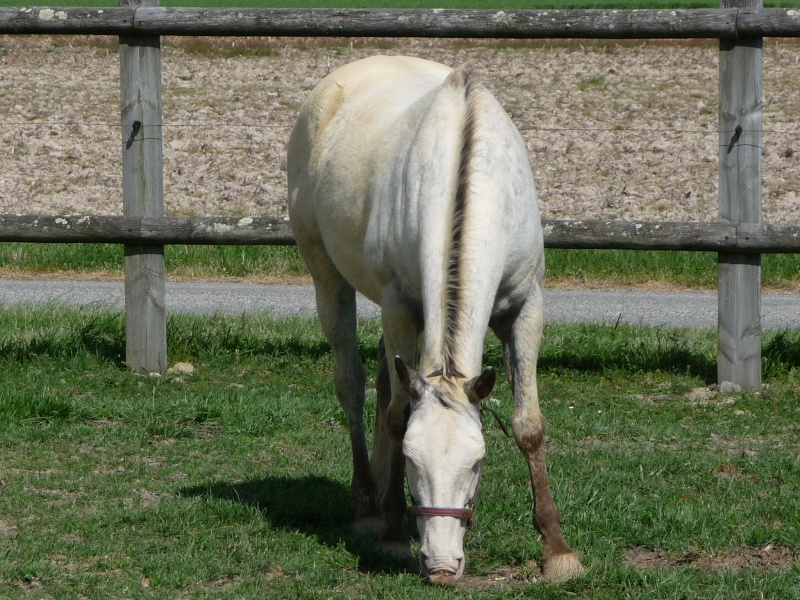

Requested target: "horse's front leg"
[
  {"left": 497, "top": 291, "right": 585, "bottom": 581},
  {"left": 372, "top": 284, "right": 419, "bottom": 555}
]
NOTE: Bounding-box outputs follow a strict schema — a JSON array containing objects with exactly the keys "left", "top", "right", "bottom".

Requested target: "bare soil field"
[{"left": 1, "top": 35, "right": 798, "bottom": 223}]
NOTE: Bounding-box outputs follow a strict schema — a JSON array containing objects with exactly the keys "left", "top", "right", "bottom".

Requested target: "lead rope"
[{"left": 481, "top": 402, "right": 511, "bottom": 438}]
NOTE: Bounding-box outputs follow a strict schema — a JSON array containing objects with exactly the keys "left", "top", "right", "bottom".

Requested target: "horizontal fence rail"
[
  {"left": 0, "top": 215, "right": 295, "bottom": 246},
  {"left": 2, "top": 7, "right": 800, "bottom": 38},
  {"left": 3, "top": 215, "right": 800, "bottom": 254}
]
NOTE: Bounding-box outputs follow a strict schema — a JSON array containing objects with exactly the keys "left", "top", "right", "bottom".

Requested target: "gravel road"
[{"left": 1, "top": 277, "right": 798, "bottom": 330}]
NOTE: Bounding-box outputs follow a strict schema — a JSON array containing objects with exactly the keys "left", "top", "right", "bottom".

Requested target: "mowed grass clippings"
[{"left": 0, "top": 306, "right": 798, "bottom": 598}]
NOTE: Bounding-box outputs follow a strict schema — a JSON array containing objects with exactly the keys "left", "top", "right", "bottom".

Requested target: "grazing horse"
[{"left": 287, "top": 55, "right": 583, "bottom": 585}]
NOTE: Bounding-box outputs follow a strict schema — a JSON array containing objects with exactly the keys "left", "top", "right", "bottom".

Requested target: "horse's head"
[{"left": 394, "top": 357, "right": 496, "bottom": 586}]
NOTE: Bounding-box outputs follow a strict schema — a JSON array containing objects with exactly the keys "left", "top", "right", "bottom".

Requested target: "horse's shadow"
[{"left": 180, "top": 475, "right": 416, "bottom": 575}]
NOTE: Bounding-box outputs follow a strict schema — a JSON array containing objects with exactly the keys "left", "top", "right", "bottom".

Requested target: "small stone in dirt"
[
  {"left": 717, "top": 381, "right": 742, "bottom": 394},
  {"left": 168, "top": 362, "right": 195, "bottom": 376}
]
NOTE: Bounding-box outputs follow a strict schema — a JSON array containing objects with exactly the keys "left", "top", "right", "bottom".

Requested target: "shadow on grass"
[
  {"left": 180, "top": 476, "right": 415, "bottom": 576},
  {"left": 763, "top": 329, "right": 800, "bottom": 378},
  {"left": 5, "top": 305, "right": 799, "bottom": 383},
  {"left": 0, "top": 311, "right": 127, "bottom": 367},
  {"left": 534, "top": 324, "right": 720, "bottom": 383},
  {"left": 78, "top": 318, "right": 126, "bottom": 366},
  {"left": 537, "top": 345, "right": 718, "bottom": 382}
]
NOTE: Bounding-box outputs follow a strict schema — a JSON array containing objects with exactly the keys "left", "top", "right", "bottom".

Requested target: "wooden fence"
[{"left": 2, "top": 1, "right": 799, "bottom": 389}]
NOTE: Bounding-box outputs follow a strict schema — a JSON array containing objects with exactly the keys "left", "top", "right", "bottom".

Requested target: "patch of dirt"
[
  {"left": 1, "top": 36, "right": 799, "bottom": 223},
  {"left": 623, "top": 544, "right": 799, "bottom": 573},
  {"left": 0, "top": 519, "right": 18, "bottom": 538},
  {"left": 456, "top": 561, "right": 541, "bottom": 590}
]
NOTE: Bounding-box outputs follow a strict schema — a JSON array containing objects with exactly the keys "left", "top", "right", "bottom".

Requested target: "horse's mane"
[{"left": 443, "top": 68, "right": 479, "bottom": 379}]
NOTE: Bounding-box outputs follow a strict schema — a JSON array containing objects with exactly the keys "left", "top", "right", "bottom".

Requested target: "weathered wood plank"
[
  {"left": 737, "top": 7, "right": 800, "bottom": 37},
  {"left": 543, "top": 220, "right": 796, "bottom": 252},
  {"left": 2, "top": 7, "right": 800, "bottom": 38},
  {"left": 120, "top": 0, "right": 166, "bottom": 374},
  {"left": 717, "top": 0, "right": 763, "bottom": 390},
  {"left": 4, "top": 216, "right": 800, "bottom": 253},
  {"left": 0, "top": 215, "right": 295, "bottom": 245},
  {"left": 131, "top": 8, "right": 739, "bottom": 39},
  {"left": 0, "top": 7, "right": 134, "bottom": 34}
]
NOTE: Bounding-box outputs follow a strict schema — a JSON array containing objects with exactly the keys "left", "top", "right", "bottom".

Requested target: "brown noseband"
[{"left": 409, "top": 505, "right": 476, "bottom": 528}]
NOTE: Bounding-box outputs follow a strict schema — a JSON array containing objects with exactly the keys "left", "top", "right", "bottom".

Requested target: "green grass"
[
  {"left": 546, "top": 249, "right": 800, "bottom": 289},
  {"left": 0, "top": 243, "right": 308, "bottom": 280},
  {"left": 3, "top": 243, "right": 800, "bottom": 289},
  {"left": 1, "top": 1, "right": 799, "bottom": 8},
  {"left": 0, "top": 305, "right": 798, "bottom": 598}
]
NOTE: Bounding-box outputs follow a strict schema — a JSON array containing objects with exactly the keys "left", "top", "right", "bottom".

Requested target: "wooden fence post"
[
  {"left": 120, "top": 0, "right": 167, "bottom": 373},
  {"left": 718, "top": 0, "right": 763, "bottom": 389}
]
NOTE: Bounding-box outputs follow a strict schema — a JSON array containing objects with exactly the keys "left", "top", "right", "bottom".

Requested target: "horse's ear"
[
  {"left": 394, "top": 356, "right": 426, "bottom": 402},
  {"left": 467, "top": 367, "right": 496, "bottom": 404}
]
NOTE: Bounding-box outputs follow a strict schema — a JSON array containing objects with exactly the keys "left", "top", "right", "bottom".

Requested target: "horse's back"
[
  {"left": 289, "top": 55, "right": 451, "bottom": 156},
  {"left": 288, "top": 55, "right": 452, "bottom": 191},
  {"left": 288, "top": 56, "right": 457, "bottom": 301}
]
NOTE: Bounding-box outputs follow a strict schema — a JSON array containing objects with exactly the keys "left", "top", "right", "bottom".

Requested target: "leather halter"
[
  {"left": 409, "top": 505, "right": 475, "bottom": 520},
  {"left": 409, "top": 504, "right": 476, "bottom": 529}
]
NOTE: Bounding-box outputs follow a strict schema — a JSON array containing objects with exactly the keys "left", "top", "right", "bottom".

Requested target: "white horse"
[{"left": 287, "top": 55, "right": 583, "bottom": 586}]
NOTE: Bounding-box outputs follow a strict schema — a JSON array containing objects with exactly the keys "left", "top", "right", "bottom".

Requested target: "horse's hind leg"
[
  {"left": 495, "top": 290, "right": 585, "bottom": 581},
  {"left": 302, "top": 245, "right": 380, "bottom": 528},
  {"left": 371, "top": 336, "right": 392, "bottom": 507},
  {"left": 372, "top": 284, "right": 419, "bottom": 554}
]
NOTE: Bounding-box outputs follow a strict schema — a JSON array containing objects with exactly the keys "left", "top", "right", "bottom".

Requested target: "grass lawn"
[
  {"left": 3, "top": 243, "right": 800, "bottom": 291},
  {"left": 0, "top": 305, "right": 798, "bottom": 598},
  {"left": 4, "top": 2, "right": 800, "bottom": 10}
]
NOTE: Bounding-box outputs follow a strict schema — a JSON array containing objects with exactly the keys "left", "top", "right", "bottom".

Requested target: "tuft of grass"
[
  {"left": 578, "top": 74, "right": 606, "bottom": 90},
  {"left": 2, "top": 1, "right": 800, "bottom": 9}
]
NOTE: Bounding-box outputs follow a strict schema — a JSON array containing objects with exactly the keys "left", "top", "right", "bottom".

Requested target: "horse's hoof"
[{"left": 542, "top": 552, "right": 585, "bottom": 581}]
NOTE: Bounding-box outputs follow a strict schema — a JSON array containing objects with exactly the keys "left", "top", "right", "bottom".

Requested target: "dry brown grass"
[{"left": 624, "top": 544, "right": 799, "bottom": 573}]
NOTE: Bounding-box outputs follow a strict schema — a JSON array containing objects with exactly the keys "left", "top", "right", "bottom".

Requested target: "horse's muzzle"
[{"left": 421, "top": 553, "right": 465, "bottom": 586}]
